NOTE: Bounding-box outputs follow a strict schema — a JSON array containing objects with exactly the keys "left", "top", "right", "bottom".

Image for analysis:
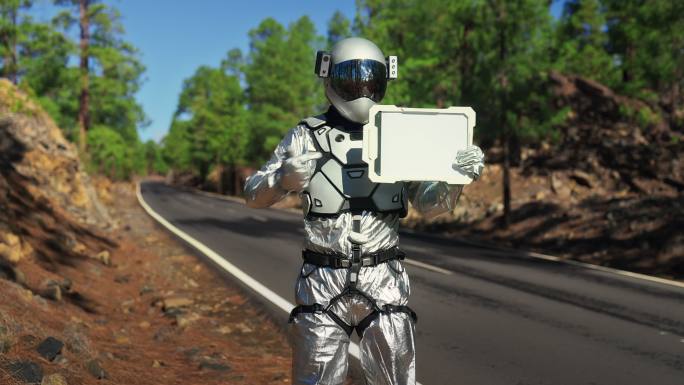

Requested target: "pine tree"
[
  {"left": 53, "top": 0, "right": 146, "bottom": 152},
  {"left": 480, "top": 0, "right": 556, "bottom": 227},
  {"left": 244, "top": 16, "right": 322, "bottom": 162},
  {"left": 170, "top": 65, "right": 248, "bottom": 192},
  {"left": 327, "top": 10, "right": 351, "bottom": 47},
  {"left": 604, "top": 0, "right": 684, "bottom": 124},
  {"left": 0, "top": 0, "right": 32, "bottom": 84},
  {"left": 555, "top": 0, "right": 617, "bottom": 86}
]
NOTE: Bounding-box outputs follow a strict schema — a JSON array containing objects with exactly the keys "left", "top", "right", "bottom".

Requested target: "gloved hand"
[
  {"left": 279, "top": 152, "right": 322, "bottom": 191},
  {"left": 453, "top": 145, "right": 485, "bottom": 180}
]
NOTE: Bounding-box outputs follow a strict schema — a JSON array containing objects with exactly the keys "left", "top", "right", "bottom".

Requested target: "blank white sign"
[{"left": 362, "top": 105, "right": 475, "bottom": 184}]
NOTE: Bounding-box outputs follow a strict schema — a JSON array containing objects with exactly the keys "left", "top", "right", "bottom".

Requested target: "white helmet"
[{"left": 315, "top": 37, "right": 397, "bottom": 124}]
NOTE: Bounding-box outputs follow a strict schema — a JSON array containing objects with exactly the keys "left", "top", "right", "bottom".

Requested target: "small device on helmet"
[{"left": 314, "top": 51, "right": 332, "bottom": 78}]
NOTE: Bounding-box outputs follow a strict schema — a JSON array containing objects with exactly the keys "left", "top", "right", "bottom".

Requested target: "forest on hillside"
[
  {"left": 152, "top": 0, "right": 684, "bottom": 230},
  {"left": 0, "top": 0, "right": 149, "bottom": 179},
  {"left": 1, "top": 0, "right": 683, "bottom": 228}
]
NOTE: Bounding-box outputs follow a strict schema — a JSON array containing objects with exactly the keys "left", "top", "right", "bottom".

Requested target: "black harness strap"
[
  {"left": 327, "top": 310, "right": 355, "bottom": 336},
  {"left": 355, "top": 304, "right": 418, "bottom": 338},
  {"left": 302, "top": 247, "right": 406, "bottom": 269},
  {"left": 289, "top": 303, "right": 355, "bottom": 336},
  {"left": 288, "top": 303, "right": 324, "bottom": 323},
  {"left": 289, "top": 299, "right": 417, "bottom": 338}
]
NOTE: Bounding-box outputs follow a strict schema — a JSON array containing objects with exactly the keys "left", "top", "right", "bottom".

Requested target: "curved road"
[{"left": 140, "top": 181, "right": 684, "bottom": 385}]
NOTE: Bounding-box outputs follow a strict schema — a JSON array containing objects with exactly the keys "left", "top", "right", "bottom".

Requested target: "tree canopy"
[{"left": 2, "top": 0, "right": 681, "bottom": 200}]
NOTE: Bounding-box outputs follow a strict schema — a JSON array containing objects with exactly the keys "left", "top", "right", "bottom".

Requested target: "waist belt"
[{"left": 302, "top": 246, "right": 405, "bottom": 269}]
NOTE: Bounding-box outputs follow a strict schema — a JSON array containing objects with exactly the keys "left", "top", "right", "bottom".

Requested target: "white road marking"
[
  {"left": 136, "top": 182, "right": 424, "bottom": 385},
  {"left": 404, "top": 258, "right": 453, "bottom": 275},
  {"left": 524, "top": 251, "right": 684, "bottom": 289},
  {"left": 401, "top": 229, "right": 684, "bottom": 290},
  {"left": 250, "top": 214, "right": 268, "bottom": 222}
]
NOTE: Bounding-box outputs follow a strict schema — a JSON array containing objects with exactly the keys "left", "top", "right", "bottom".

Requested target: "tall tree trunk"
[
  {"left": 622, "top": 43, "right": 634, "bottom": 85},
  {"left": 215, "top": 154, "right": 224, "bottom": 194},
  {"left": 458, "top": 20, "right": 473, "bottom": 97},
  {"left": 230, "top": 163, "right": 238, "bottom": 196},
  {"left": 9, "top": 6, "right": 17, "bottom": 85},
  {"left": 497, "top": 1, "right": 511, "bottom": 228},
  {"left": 78, "top": 0, "right": 90, "bottom": 154},
  {"left": 502, "top": 130, "right": 511, "bottom": 227},
  {"left": 1, "top": 14, "right": 9, "bottom": 81}
]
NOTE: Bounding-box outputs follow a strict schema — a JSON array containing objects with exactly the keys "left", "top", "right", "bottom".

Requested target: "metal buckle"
[{"left": 335, "top": 258, "right": 351, "bottom": 268}]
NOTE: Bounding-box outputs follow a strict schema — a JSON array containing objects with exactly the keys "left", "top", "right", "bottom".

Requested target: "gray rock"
[
  {"left": 5, "top": 360, "right": 43, "bottom": 384},
  {"left": 92, "top": 250, "right": 110, "bottom": 266},
  {"left": 139, "top": 285, "right": 154, "bottom": 296},
  {"left": 53, "top": 354, "right": 68, "bottom": 366},
  {"left": 36, "top": 337, "right": 64, "bottom": 361},
  {"left": 19, "top": 334, "right": 38, "bottom": 347},
  {"left": 85, "top": 359, "right": 107, "bottom": 380},
  {"left": 43, "top": 285, "right": 62, "bottom": 301},
  {"left": 0, "top": 338, "right": 11, "bottom": 353},
  {"left": 198, "top": 359, "right": 231, "bottom": 372},
  {"left": 40, "top": 373, "right": 67, "bottom": 385},
  {"left": 113, "top": 274, "right": 129, "bottom": 283},
  {"left": 0, "top": 261, "right": 25, "bottom": 285},
  {"left": 162, "top": 296, "right": 193, "bottom": 311},
  {"left": 43, "top": 278, "right": 72, "bottom": 292}
]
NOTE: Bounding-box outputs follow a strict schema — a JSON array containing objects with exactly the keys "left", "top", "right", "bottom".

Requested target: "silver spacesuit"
[{"left": 244, "top": 37, "right": 484, "bottom": 385}]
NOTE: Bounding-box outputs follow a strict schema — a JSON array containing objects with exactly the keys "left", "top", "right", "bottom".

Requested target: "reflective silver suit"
[{"left": 244, "top": 115, "right": 464, "bottom": 385}]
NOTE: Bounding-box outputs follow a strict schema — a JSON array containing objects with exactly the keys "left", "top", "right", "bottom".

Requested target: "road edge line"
[
  {"left": 135, "top": 182, "right": 393, "bottom": 378},
  {"left": 186, "top": 184, "right": 684, "bottom": 289},
  {"left": 173, "top": 183, "right": 684, "bottom": 290},
  {"left": 399, "top": 228, "right": 684, "bottom": 290}
]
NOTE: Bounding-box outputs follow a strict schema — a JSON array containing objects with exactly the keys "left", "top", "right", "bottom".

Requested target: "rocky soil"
[
  {"left": 0, "top": 80, "right": 294, "bottom": 384},
  {"left": 0, "top": 180, "right": 294, "bottom": 385}
]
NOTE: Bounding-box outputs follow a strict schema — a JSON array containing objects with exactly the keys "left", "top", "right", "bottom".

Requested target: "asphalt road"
[{"left": 140, "top": 180, "right": 684, "bottom": 385}]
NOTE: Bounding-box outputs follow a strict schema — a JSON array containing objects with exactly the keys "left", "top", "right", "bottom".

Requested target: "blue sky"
[{"left": 30, "top": 0, "right": 564, "bottom": 143}]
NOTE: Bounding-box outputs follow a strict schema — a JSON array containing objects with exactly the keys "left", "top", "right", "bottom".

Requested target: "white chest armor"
[{"left": 300, "top": 115, "right": 407, "bottom": 218}]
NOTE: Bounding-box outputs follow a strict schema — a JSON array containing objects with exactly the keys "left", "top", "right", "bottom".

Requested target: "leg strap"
[
  {"left": 289, "top": 303, "right": 355, "bottom": 337},
  {"left": 355, "top": 304, "right": 418, "bottom": 338},
  {"left": 289, "top": 290, "right": 416, "bottom": 338}
]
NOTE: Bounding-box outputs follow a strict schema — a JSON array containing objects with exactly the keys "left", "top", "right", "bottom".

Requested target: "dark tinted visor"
[{"left": 329, "top": 59, "right": 387, "bottom": 102}]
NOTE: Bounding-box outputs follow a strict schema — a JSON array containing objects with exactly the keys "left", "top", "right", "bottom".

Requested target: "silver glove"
[
  {"left": 279, "top": 152, "right": 322, "bottom": 191},
  {"left": 453, "top": 145, "right": 484, "bottom": 180}
]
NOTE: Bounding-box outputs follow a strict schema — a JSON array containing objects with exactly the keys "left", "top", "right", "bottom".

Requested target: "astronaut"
[{"left": 244, "top": 37, "right": 484, "bottom": 385}]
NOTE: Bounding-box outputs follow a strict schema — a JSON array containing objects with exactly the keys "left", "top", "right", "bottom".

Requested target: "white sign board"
[{"left": 362, "top": 105, "right": 475, "bottom": 184}]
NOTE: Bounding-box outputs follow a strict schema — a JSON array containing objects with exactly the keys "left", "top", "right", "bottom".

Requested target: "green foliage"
[
  {"left": 86, "top": 126, "right": 143, "bottom": 180},
  {"left": 165, "top": 65, "right": 248, "bottom": 181},
  {"left": 355, "top": 0, "right": 558, "bottom": 145},
  {"left": 327, "top": 10, "right": 351, "bottom": 46},
  {"left": 0, "top": 0, "right": 151, "bottom": 179},
  {"left": 52, "top": 1, "right": 147, "bottom": 143},
  {"left": 244, "top": 16, "right": 324, "bottom": 162},
  {"left": 143, "top": 139, "right": 168, "bottom": 175},
  {"left": 0, "top": 0, "right": 33, "bottom": 82},
  {"left": 553, "top": 0, "right": 619, "bottom": 85},
  {"left": 604, "top": 0, "right": 684, "bottom": 101}
]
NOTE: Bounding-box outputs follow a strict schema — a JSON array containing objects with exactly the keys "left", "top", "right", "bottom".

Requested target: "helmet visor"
[{"left": 329, "top": 59, "right": 387, "bottom": 102}]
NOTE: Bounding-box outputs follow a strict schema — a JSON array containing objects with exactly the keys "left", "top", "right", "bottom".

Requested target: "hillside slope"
[
  {"left": 409, "top": 73, "right": 684, "bottom": 279},
  {"left": 0, "top": 80, "right": 292, "bottom": 385}
]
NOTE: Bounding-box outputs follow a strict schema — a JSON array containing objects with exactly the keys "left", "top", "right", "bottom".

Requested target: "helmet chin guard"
[
  {"left": 316, "top": 37, "right": 396, "bottom": 124},
  {"left": 325, "top": 86, "right": 377, "bottom": 124}
]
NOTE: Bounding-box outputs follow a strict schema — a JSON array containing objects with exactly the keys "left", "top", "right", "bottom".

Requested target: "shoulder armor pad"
[{"left": 300, "top": 114, "right": 327, "bottom": 129}]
